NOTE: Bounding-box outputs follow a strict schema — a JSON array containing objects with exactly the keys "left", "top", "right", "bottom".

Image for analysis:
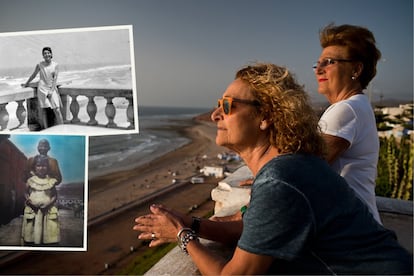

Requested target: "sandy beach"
[{"left": 87, "top": 117, "right": 227, "bottom": 218}]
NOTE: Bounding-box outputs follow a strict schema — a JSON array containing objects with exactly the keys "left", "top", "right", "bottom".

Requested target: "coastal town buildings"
[{"left": 376, "top": 103, "right": 414, "bottom": 139}]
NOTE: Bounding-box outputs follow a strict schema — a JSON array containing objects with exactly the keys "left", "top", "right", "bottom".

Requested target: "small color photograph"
[{"left": 0, "top": 133, "right": 87, "bottom": 251}]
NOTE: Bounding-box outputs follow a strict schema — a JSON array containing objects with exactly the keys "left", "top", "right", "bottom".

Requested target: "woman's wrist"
[{"left": 177, "top": 227, "right": 199, "bottom": 254}]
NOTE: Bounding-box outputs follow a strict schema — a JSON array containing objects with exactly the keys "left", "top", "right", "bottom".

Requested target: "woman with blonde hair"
[{"left": 134, "top": 63, "right": 412, "bottom": 275}]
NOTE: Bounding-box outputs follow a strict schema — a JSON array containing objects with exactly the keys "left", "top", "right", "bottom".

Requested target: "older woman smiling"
[{"left": 314, "top": 24, "right": 382, "bottom": 223}]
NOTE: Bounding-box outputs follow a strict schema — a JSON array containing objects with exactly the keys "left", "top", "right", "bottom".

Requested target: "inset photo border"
[
  {"left": 0, "top": 25, "right": 138, "bottom": 136},
  {"left": 0, "top": 133, "right": 88, "bottom": 251}
]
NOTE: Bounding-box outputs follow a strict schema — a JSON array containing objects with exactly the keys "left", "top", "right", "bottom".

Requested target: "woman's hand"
[{"left": 133, "top": 204, "right": 185, "bottom": 247}]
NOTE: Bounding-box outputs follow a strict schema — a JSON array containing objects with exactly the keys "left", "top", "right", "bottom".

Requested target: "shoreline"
[{"left": 87, "top": 118, "right": 226, "bottom": 218}]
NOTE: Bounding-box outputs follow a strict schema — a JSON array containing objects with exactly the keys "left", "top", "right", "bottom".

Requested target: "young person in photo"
[{"left": 22, "top": 46, "right": 64, "bottom": 129}]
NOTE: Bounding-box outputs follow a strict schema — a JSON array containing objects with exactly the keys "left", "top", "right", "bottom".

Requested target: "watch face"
[{"left": 191, "top": 216, "right": 201, "bottom": 233}]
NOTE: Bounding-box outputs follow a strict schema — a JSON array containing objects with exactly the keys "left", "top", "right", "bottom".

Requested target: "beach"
[{"left": 87, "top": 117, "right": 227, "bottom": 218}]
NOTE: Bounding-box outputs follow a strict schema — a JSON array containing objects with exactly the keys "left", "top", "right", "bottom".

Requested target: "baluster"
[
  {"left": 126, "top": 97, "right": 134, "bottom": 129},
  {"left": 16, "top": 100, "right": 27, "bottom": 127},
  {"left": 60, "top": 94, "right": 69, "bottom": 123},
  {"left": 70, "top": 95, "right": 80, "bottom": 123},
  {"left": 0, "top": 103, "right": 9, "bottom": 130},
  {"left": 104, "top": 96, "right": 117, "bottom": 128},
  {"left": 86, "top": 96, "right": 98, "bottom": 125}
]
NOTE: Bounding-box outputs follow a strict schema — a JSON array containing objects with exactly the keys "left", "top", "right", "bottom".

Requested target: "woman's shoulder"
[
  {"left": 257, "top": 154, "right": 325, "bottom": 179},
  {"left": 334, "top": 94, "right": 369, "bottom": 108},
  {"left": 327, "top": 94, "right": 371, "bottom": 117},
  {"left": 322, "top": 99, "right": 357, "bottom": 118}
]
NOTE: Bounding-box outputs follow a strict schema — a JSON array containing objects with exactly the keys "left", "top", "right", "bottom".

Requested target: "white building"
[{"left": 200, "top": 166, "right": 225, "bottom": 178}]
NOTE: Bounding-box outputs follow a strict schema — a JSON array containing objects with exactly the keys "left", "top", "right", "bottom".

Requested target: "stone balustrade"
[
  {"left": 0, "top": 88, "right": 35, "bottom": 130},
  {"left": 0, "top": 85, "right": 135, "bottom": 131}
]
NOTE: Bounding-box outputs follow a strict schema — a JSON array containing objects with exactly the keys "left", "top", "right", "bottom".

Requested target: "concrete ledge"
[
  {"left": 145, "top": 239, "right": 233, "bottom": 276},
  {"left": 145, "top": 207, "right": 413, "bottom": 276},
  {"left": 377, "top": 196, "right": 413, "bottom": 215}
]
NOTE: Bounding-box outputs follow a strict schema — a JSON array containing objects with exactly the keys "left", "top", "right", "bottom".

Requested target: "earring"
[
  {"left": 260, "top": 123, "right": 266, "bottom": 130},
  {"left": 351, "top": 76, "right": 356, "bottom": 80}
]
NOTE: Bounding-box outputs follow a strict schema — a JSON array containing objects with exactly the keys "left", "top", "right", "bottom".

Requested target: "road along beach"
[{"left": 87, "top": 115, "right": 226, "bottom": 218}]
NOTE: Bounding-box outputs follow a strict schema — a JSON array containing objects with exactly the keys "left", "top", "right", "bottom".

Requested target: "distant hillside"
[
  {"left": 371, "top": 99, "right": 413, "bottom": 108},
  {"left": 57, "top": 182, "right": 84, "bottom": 198}
]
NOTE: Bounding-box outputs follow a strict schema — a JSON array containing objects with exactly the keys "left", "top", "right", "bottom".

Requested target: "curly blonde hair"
[{"left": 236, "top": 63, "right": 325, "bottom": 157}]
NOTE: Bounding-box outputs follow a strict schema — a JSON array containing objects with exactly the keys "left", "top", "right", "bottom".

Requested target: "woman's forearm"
[
  {"left": 192, "top": 217, "right": 242, "bottom": 245},
  {"left": 24, "top": 65, "right": 39, "bottom": 86},
  {"left": 187, "top": 239, "right": 227, "bottom": 275},
  {"left": 24, "top": 73, "right": 36, "bottom": 86}
]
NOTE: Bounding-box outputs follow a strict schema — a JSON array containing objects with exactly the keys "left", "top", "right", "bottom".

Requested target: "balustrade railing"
[
  {"left": 0, "top": 85, "right": 135, "bottom": 131},
  {"left": 0, "top": 88, "right": 35, "bottom": 130}
]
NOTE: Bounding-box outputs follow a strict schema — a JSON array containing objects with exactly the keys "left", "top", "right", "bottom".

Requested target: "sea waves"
[
  {"left": 87, "top": 107, "right": 209, "bottom": 178},
  {"left": 0, "top": 64, "right": 132, "bottom": 92}
]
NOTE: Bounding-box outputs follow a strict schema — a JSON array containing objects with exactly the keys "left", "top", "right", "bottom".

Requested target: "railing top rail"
[
  {"left": 0, "top": 85, "right": 133, "bottom": 105},
  {"left": 59, "top": 86, "right": 133, "bottom": 97},
  {"left": 0, "top": 88, "right": 36, "bottom": 104}
]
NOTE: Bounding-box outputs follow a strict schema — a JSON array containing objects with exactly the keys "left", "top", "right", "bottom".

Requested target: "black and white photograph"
[
  {"left": 0, "top": 133, "right": 87, "bottom": 251},
  {"left": 0, "top": 25, "right": 138, "bottom": 136}
]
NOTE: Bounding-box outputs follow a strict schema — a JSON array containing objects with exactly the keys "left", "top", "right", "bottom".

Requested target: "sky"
[
  {"left": 9, "top": 134, "right": 87, "bottom": 183},
  {"left": 0, "top": 26, "right": 132, "bottom": 71},
  {"left": 0, "top": 0, "right": 412, "bottom": 108}
]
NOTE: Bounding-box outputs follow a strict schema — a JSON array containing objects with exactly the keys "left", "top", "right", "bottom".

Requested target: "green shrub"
[{"left": 376, "top": 135, "right": 413, "bottom": 200}]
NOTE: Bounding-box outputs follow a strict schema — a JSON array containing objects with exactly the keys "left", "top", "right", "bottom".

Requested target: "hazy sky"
[
  {"left": 9, "top": 134, "right": 87, "bottom": 183},
  {"left": 0, "top": 26, "right": 132, "bottom": 70},
  {"left": 0, "top": 0, "right": 412, "bottom": 108}
]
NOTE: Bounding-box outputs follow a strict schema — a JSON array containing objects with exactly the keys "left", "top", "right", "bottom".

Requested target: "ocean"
[
  {"left": 0, "top": 63, "right": 133, "bottom": 91},
  {"left": 88, "top": 106, "right": 211, "bottom": 179}
]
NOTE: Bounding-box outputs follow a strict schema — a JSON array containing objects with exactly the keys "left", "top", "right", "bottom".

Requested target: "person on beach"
[
  {"left": 21, "top": 154, "right": 60, "bottom": 245},
  {"left": 133, "top": 63, "right": 412, "bottom": 275},
  {"left": 314, "top": 23, "right": 382, "bottom": 223},
  {"left": 22, "top": 46, "right": 64, "bottom": 129}
]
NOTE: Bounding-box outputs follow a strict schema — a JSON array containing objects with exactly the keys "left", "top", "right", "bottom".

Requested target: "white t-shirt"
[{"left": 319, "top": 94, "right": 381, "bottom": 223}]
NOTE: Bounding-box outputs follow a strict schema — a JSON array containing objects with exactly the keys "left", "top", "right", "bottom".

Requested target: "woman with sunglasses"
[
  {"left": 133, "top": 63, "right": 412, "bottom": 275},
  {"left": 313, "top": 24, "right": 382, "bottom": 223},
  {"left": 22, "top": 47, "right": 64, "bottom": 129}
]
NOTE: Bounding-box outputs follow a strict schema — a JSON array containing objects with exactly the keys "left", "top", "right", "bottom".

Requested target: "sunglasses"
[
  {"left": 312, "top": 58, "right": 353, "bottom": 72},
  {"left": 217, "top": 96, "right": 260, "bottom": 115}
]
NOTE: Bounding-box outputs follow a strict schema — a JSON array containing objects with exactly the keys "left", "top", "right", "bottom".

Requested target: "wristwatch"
[{"left": 191, "top": 216, "right": 201, "bottom": 234}]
